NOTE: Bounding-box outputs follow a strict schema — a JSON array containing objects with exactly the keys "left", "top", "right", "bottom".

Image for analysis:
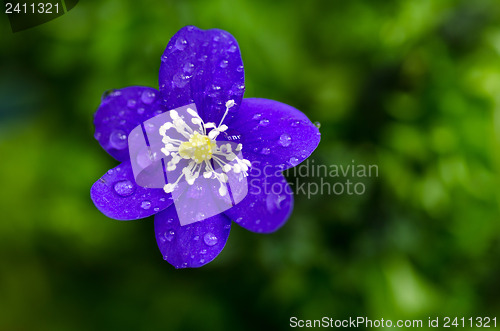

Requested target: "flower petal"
[
  {"left": 224, "top": 164, "right": 294, "bottom": 233},
  {"left": 228, "top": 98, "right": 320, "bottom": 170},
  {"left": 159, "top": 26, "right": 245, "bottom": 124},
  {"left": 155, "top": 206, "right": 231, "bottom": 268},
  {"left": 94, "top": 86, "right": 164, "bottom": 162},
  {"left": 91, "top": 161, "right": 173, "bottom": 220}
]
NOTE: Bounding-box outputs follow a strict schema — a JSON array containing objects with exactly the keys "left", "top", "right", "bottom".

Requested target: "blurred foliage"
[{"left": 1, "top": 0, "right": 500, "bottom": 330}]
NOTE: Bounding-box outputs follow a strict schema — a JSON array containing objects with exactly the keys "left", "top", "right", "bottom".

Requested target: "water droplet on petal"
[
  {"left": 154, "top": 207, "right": 160, "bottom": 212},
  {"left": 260, "top": 147, "right": 271, "bottom": 155},
  {"left": 314, "top": 121, "right": 321, "bottom": 129},
  {"left": 165, "top": 230, "right": 175, "bottom": 242},
  {"left": 175, "top": 37, "right": 188, "bottom": 50},
  {"left": 219, "top": 60, "right": 228, "bottom": 68},
  {"left": 266, "top": 194, "right": 285, "bottom": 214},
  {"left": 141, "top": 90, "right": 156, "bottom": 104},
  {"left": 193, "top": 235, "right": 200, "bottom": 241},
  {"left": 236, "top": 65, "right": 244, "bottom": 72},
  {"left": 204, "top": 232, "right": 218, "bottom": 246},
  {"left": 141, "top": 200, "right": 151, "bottom": 210},
  {"left": 183, "top": 62, "right": 195, "bottom": 73},
  {"left": 173, "top": 73, "right": 190, "bottom": 88},
  {"left": 228, "top": 45, "right": 237, "bottom": 53},
  {"left": 252, "top": 113, "right": 262, "bottom": 120},
  {"left": 291, "top": 120, "right": 300, "bottom": 127},
  {"left": 161, "top": 54, "right": 168, "bottom": 62},
  {"left": 199, "top": 258, "right": 205, "bottom": 264},
  {"left": 200, "top": 249, "right": 207, "bottom": 254},
  {"left": 137, "top": 107, "right": 145, "bottom": 115},
  {"left": 114, "top": 180, "right": 135, "bottom": 197},
  {"left": 235, "top": 217, "right": 242, "bottom": 223},
  {"left": 127, "top": 99, "right": 137, "bottom": 108},
  {"left": 255, "top": 219, "right": 261, "bottom": 224},
  {"left": 107, "top": 169, "right": 114, "bottom": 175},
  {"left": 94, "top": 132, "right": 101, "bottom": 140},
  {"left": 109, "top": 130, "right": 128, "bottom": 150},
  {"left": 259, "top": 119, "right": 270, "bottom": 126},
  {"left": 288, "top": 157, "right": 299, "bottom": 166},
  {"left": 224, "top": 224, "right": 231, "bottom": 230},
  {"left": 213, "top": 36, "right": 220, "bottom": 42},
  {"left": 230, "top": 83, "right": 245, "bottom": 96},
  {"left": 279, "top": 133, "right": 292, "bottom": 147}
]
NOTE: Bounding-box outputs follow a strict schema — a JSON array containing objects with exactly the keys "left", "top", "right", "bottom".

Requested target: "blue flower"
[{"left": 91, "top": 26, "right": 320, "bottom": 268}]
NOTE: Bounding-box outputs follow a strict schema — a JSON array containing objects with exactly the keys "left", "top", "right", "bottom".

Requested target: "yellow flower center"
[{"left": 178, "top": 132, "right": 216, "bottom": 163}]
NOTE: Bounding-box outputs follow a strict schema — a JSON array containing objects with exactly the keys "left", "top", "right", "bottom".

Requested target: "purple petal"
[
  {"left": 155, "top": 206, "right": 231, "bottom": 268},
  {"left": 91, "top": 161, "right": 173, "bottom": 220},
  {"left": 228, "top": 98, "right": 320, "bottom": 170},
  {"left": 94, "top": 86, "right": 164, "bottom": 162},
  {"left": 159, "top": 26, "right": 245, "bottom": 124},
  {"left": 224, "top": 163, "right": 294, "bottom": 233}
]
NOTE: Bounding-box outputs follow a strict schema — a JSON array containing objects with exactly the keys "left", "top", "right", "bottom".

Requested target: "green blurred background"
[{"left": 1, "top": 0, "right": 500, "bottom": 330}]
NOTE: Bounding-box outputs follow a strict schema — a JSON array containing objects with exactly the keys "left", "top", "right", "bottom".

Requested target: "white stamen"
[{"left": 159, "top": 101, "right": 250, "bottom": 196}]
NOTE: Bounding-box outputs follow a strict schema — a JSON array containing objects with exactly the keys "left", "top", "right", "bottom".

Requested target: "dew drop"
[
  {"left": 141, "top": 200, "right": 152, "bottom": 210},
  {"left": 279, "top": 133, "right": 292, "bottom": 147},
  {"left": 165, "top": 230, "right": 175, "bottom": 242},
  {"left": 266, "top": 194, "right": 285, "bottom": 214},
  {"left": 159, "top": 197, "right": 166, "bottom": 202},
  {"left": 252, "top": 113, "right": 262, "bottom": 120},
  {"left": 255, "top": 219, "right": 261, "bottom": 224},
  {"left": 314, "top": 121, "right": 321, "bottom": 129},
  {"left": 219, "top": 60, "right": 228, "bottom": 68},
  {"left": 193, "top": 235, "right": 200, "bottom": 241},
  {"left": 260, "top": 147, "right": 271, "bottom": 155},
  {"left": 119, "top": 119, "right": 126, "bottom": 125},
  {"left": 137, "top": 107, "right": 145, "bottom": 115},
  {"left": 161, "top": 54, "right": 168, "bottom": 62},
  {"left": 213, "top": 36, "right": 220, "bottom": 42},
  {"left": 288, "top": 157, "right": 299, "bottom": 166},
  {"left": 113, "top": 180, "right": 135, "bottom": 197},
  {"left": 230, "top": 82, "right": 245, "bottom": 96},
  {"left": 259, "top": 119, "right": 270, "bottom": 126},
  {"left": 236, "top": 65, "right": 244, "bottom": 72},
  {"left": 200, "top": 249, "right": 207, "bottom": 254},
  {"left": 127, "top": 99, "right": 137, "bottom": 109},
  {"left": 235, "top": 217, "right": 242, "bottom": 223},
  {"left": 141, "top": 90, "right": 156, "bottom": 104},
  {"left": 107, "top": 169, "right": 114, "bottom": 175},
  {"left": 183, "top": 62, "right": 195, "bottom": 73},
  {"left": 175, "top": 37, "right": 188, "bottom": 50},
  {"left": 101, "top": 89, "right": 121, "bottom": 100},
  {"left": 109, "top": 130, "right": 127, "bottom": 150},
  {"left": 228, "top": 45, "right": 237, "bottom": 53},
  {"left": 291, "top": 120, "right": 300, "bottom": 127},
  {"left": 224, "top": 224, "right": 231, "bottom": 230},
  {"left": 199, "top": 258, "right": 205, "bottom": 264},
  {"left": 154, "top": 207, "right": 160, "bottom": 212},
  {"left": 173, "top": 73, "right": 190, "bottom": 88},
  {"left": 94, "top": 132, "right": 101, "bottom": 140},
  {"left": 204, "top": 232, "right": 218, "bottom": 246}
]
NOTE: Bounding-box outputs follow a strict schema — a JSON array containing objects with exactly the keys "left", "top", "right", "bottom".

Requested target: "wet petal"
[
  {"left": 91, "top": 161, "right": 173, "bottom": 220},
  {"left": 228, "top": 98, "right": 320, "bottom": 170},
  {"left": 159, "top": 26, "right": 245, "bottom": 125},
  {"left": 155, "top": 206, "right": 231, "bottom": 268},
  {"left": 224, "top": 163, "right": 294, "bottom": 233},
  {"left": 94, "top": 86, "right": 164, "bottom": 162}
]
